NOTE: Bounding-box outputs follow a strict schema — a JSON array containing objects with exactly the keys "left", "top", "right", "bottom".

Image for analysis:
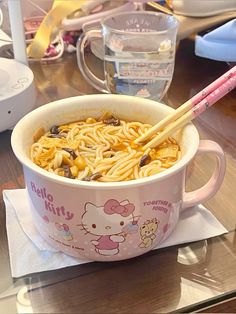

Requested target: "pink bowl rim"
[{"left": 11, "top": 94, "right": 199, "bottom": 190}]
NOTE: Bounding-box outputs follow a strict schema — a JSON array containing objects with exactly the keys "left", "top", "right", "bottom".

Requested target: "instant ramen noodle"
[{"left": 30, "top": 113, "right": 181, "bottom": 182}]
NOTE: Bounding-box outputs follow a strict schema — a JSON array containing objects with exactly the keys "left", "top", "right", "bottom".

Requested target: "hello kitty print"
[
  {"left": 81, "top": 199, "right": 139, "bottom": 256},
  {"left": 29, "top": 181, "right": 174, "bottom": 260}
]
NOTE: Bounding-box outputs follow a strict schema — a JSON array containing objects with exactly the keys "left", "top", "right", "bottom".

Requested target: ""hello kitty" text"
[{"left": 30, "top": 182, "right": 74, "bottom": 220}]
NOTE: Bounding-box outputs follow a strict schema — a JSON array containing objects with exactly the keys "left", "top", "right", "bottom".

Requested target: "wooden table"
[{"left": 0, "top": 38, "right": 236, "bottom": 313}]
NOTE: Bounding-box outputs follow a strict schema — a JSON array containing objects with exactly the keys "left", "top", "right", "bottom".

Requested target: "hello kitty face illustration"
[
  {"left": 81, "top": 199, "right": 135, "bottom": 236},
  {"left": 81, "top": 199, "right": 138, "bottom": 256}
]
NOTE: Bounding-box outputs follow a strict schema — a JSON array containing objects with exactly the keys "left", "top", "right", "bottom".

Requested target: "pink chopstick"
[
  {"left": 135, "top": 66, "right": 236, "bottom": 145},
  {"left": 134, "top": 67, "right": 236, "bottom": 149},
  {"left": 192, "top": 72, "right": 236, "bottom": 117},
  {"left": 190, "top": 66, "right": 236, "bottom": 108}
]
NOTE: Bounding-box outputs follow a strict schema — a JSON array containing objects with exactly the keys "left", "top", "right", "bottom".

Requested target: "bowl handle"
[{"left": 182, "top": 140, "right": 226, "bottom": 209}]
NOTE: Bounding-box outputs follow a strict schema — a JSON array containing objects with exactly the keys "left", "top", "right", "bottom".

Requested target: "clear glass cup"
[{"left": 77, "top": 11, "right": 179, "bottom": 101}]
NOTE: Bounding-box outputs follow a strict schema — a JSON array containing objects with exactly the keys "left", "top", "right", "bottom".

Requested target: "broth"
[{"left": 30, "top": 113, "right": 181, "bottom": 182}]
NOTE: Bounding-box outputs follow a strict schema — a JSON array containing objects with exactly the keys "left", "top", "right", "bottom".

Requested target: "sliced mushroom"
[
  {"left": 99, "top": 112, "right": 120, "bottom": 126},
  {"left": 62, "top": 147, "right": 77, "bottom": 159},
  {"left": 50, "top": 125, "right": 60, "bottom": 134},
  {"left": 82, "top": 172, "right": 102, "bottom": 181},
  {"left": 103, "top": 117, "right": 120, "bottom": 126},
  {"left": 48, "top": 133, "right": 67, "bottom": 139},
  {"left": 139, "top": 154, "right": 151, "bottom": 167},
  {"left": 62, "top": 165, "right": 75, "bottom": 179}
]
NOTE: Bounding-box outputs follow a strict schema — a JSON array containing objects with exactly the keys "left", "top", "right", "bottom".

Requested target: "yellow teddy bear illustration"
[{"left": 139, "top": 218, "right": 159, "bottom": 249}]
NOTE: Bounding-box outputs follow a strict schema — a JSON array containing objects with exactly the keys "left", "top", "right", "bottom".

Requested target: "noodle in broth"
[{"left": 30, "top": 113, "right": 181, "bottom": 182}]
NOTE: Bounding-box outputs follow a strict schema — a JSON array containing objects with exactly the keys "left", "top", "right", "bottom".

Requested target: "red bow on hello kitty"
[{"left": 104, "top": 199, "right": 135, "bottom": 217}]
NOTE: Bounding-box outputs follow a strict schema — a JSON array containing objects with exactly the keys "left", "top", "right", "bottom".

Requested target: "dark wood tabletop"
[{"left": 0, "top": 37, "right": 236, "bottom": 313}]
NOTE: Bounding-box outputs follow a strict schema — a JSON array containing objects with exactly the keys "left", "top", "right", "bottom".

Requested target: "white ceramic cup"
[{"left": 11, "top": 94, "right": 226, "bottom": 261}]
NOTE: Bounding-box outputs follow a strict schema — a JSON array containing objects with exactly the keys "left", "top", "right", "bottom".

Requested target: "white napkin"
[
  {"left": 3, "top": 189, "right": 228, "bottom": 278},
  {"left": 195, "top": 19, "right": 236, "bottom": 62}
]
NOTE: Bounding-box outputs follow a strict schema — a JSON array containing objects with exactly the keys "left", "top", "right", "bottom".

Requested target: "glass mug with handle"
[{"left": 77, "top": 11, "right": 179, "bottom": 101}]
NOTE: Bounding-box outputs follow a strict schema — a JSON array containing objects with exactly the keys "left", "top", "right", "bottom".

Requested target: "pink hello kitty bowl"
[{"left": 11, "top": 94, "right": 226, "bottom": 261}]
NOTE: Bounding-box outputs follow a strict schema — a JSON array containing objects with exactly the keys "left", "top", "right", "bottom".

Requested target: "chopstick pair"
[{"left": 135, "top": 66, "right": 236, "bottom": 149}]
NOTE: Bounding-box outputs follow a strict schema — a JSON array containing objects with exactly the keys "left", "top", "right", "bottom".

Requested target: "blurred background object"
[
  {"left": 0, "top": 0, "right": 142, "bottom": 62},
  {"left": 147, "top": 1, "right": 236, "bottom": 66},
  {"left": 0, "top": 0, "right": 36, "bottom": 132},
  {"left": 0, "top": 0, "right": 52, "bottom": 34},
  {"left": 147, "top": 1, "right": 236, "bottom": 40},
  {"left": 195, "top": 19, "right": 236, "bottom": 63},
  {"left": 166, "top": 0, "right": 236, "bottom": 17},
  {"left": 1, "top": 0, "right": 236, "bottom": 61}
]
